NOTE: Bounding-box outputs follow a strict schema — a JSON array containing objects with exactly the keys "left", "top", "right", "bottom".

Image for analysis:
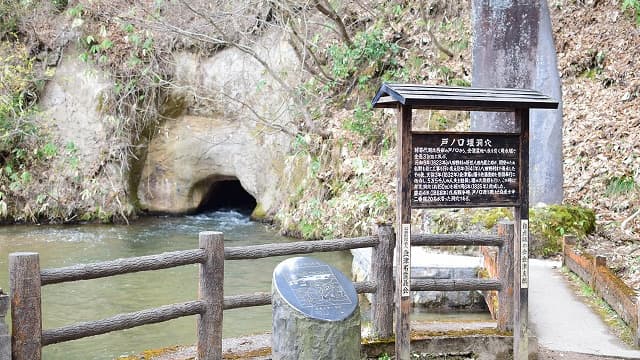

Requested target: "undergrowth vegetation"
[
  {"left": 0, "top": 41, "right": 53, "bottom": 219},
  {"left": 278, "top": 1, "right": 471, "bottom": 239}
]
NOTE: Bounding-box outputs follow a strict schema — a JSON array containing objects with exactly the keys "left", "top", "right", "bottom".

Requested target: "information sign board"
[{"left": 412, "top": 132, "right": 520, "bottom": 208}]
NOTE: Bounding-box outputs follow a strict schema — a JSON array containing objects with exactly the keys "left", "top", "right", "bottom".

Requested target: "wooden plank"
[
  {"left": 354, "top": 281, "right": 377, "bottom": 294},
  {"left": 513, "top": 108, "right": 530, "bottom": 359},
  {"left": 9, "top": 252, "right": 42, "bottom": 360},
  {"left": 40, "top": 249, "right": 206, "bottom": 285},
  {"left": 411, "top": 233, "right": 503, "bottom": 247},
  {"left": 0, "top": 293, "right": 9, "bottom": 360},
  {"left": 224, "top": 293, "right": 271, "bottom": 310},
  {"left": 224, "top": 236, "right": 378, "bottom": 260},
  {"left": 204, "top": 280, "right": 381, "bottom": 311},
  {"left": 497, "top": 222, "right": 515, "bottom": 331},
  {"left": 396, "top": 104, "right": 412, "bottom": 360},
  {"left": 392, "top": 89, "right": 553, "bottom": 101},
  {"left": 41, "top": 301, "right": 205, "bottom": 345},
  {"left": 403, "top": 96, "right": 558, "bottom": 110},
  {"left": 384, "top": 83, "right": 557, "bottom": 101},
  {"left": 386, "top": 83, "right": 550, "bottom": 95},
  {"left": 410, "top": 278, "right": 502, "bottom": 291},
  {"left": 372, "top": 225, "right": 395, "bottom": 339},
  {"left": 198, "top": 232, "right": 224, "bottom": 360},
  {"left": 372, "top": 83, "right": 559, "bottom": 111}
]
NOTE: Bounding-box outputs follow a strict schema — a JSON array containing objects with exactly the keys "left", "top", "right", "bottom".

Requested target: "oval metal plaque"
[{"left": 273, "top": 257, "right": 358, "bottom": 321}]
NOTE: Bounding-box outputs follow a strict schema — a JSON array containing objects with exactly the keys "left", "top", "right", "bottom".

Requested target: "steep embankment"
[{"left": 552, "top": 1, "right": 640, "bottom": 289}]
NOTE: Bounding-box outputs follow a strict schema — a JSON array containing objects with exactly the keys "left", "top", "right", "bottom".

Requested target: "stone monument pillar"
[
  {"left": 0, "top": 289, "right": 10, "bottom": 359},
  {"left": 272, "top": 257, "right": 360, "bottom": 360},
  {"left": 472, "top": 0, "right": 563, "bottom": 204}
]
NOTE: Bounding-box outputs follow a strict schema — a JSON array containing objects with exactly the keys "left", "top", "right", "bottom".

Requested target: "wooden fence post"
[
  {"left": 637, "top": 298, "right": 640, "bottom": 347},
  {"left": 592, "top": 255, "right": 606, "bottom": 291},
  {"left": 0, "top": 290, "right": 10, "bottom": 360},
  {"left": 371, "top": 224, "right": 395, "bottom": 339},
  {"left": 198, "top": 232, "right": 224, "bottom": 360},
  {"left": 10, "top": 252, "right": 42, "bottom": 360},
  {"left": 497, "top": 222, "right": 514, "bottom": 332},
  {"left": 562, "top": 235, "right": 577, "bottom": 267}
]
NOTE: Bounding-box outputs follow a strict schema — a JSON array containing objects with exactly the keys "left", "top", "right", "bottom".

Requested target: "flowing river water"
[{"left": 0, "top": 210, "right": 353, "bottom": 360}]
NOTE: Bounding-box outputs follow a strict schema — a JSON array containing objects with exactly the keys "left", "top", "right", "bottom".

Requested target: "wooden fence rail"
[
  {"left": 9, "top": 224, "right": 513, "bottom": 360},
  {"left": 40, "top": 249, "right": 207, "bottom": 285}
]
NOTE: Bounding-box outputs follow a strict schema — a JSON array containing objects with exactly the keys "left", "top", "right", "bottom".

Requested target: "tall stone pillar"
[{"left": 472, "top": 0, "right": 563, "bottom": 204}]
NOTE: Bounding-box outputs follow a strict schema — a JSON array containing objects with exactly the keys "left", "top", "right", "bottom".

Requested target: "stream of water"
[{"left": 0, "top": 210, "right": 353, "bottom": 360}]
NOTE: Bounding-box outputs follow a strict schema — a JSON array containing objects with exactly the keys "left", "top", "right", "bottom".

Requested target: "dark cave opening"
[{"left": 196, "top": 179, "right": 257, "bottom": 214}]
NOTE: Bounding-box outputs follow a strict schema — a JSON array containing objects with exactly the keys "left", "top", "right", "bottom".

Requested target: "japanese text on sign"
[
  {"left": 412, "top": 132, "right": 520, "bottom": 208},
  {"left": 401, "top": 224, "right": 411, "bottom": 297},
  {"left": 521, "top": 220, "right": 529, "bottom": 289}
]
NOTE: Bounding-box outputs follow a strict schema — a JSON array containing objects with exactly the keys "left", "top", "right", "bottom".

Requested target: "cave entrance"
[{"left": 196, "top": 178, "right": 256, "bottom": 214}]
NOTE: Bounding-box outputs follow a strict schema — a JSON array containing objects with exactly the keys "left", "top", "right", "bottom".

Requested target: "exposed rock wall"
[
  {"left": 137, "top": 32, "right": 301, "bottom": 216},
  {"left": 34, "top": 47, "right": 129, "bottom": 220}
]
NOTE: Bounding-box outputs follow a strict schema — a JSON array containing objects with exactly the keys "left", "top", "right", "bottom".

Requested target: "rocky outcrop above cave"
[
  {"left": 137, "top": 34, "right": 301, "bottom": 217},
  {"left": 137, "top": 114, "right": 288, "bottom": 216}
]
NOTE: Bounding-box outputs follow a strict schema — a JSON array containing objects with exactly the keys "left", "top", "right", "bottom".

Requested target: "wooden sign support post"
[
  {"left": 372, "top": 84, "right": 557, "bottom": 360},
  {"left": 395, "top": 104, "right": 412, "bottom": 360},
  {"left": 514, "top": 108, "right": 530, "bottom": 359}
]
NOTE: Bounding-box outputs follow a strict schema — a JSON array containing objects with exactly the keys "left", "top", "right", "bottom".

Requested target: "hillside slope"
[{"left": 552, "top": 1, "right": 640, "bottom": 288}]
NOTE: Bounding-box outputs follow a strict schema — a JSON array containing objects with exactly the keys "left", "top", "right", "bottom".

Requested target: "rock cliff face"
[
  {"left": 136, "top": 34, "right": 300, "bottom": 217},
  {"left": 40, "top": 48, "right": 113, "bottom": 164},
  {"left": 34, "top": 30, "right": 302, "bottom": 219},
  {"left": 137, "top": 114, "right": 286, "bottom": 215},
  {"left": 33, "top": 47, "right": 129, "bottom": 220}
]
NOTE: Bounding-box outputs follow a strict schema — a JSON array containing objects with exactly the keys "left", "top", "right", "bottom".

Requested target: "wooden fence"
[
  {"left": 8, "top": 223, "right": 514, "bottom": 360},
  {"left": 562, "top": 235, "right": 640, "bottom": 346}
]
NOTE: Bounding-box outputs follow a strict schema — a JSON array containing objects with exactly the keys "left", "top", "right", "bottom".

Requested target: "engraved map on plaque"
[
  {"left": 412, "top": 132, "right": 520, "bottom": 208},
  {"left": 273, "top": 257, "right": 358, "bottom": 321}
]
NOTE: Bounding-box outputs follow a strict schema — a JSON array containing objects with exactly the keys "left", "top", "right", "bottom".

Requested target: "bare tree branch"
[
  {"left": 313, "top": 0, "right": 353, "bottom": 47},
  {"left": 175, "top": 0, "right": 329, "bottom": 138},
  {"left": 419, "top": 0, "right": 454, "bottom": 59}
]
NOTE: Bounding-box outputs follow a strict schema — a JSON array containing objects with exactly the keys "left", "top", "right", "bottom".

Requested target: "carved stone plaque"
[
  {"left": 272, "top": 257, "right": 358, "bottom": 321},
  {"left": 412, "top": 132, "right": 520, "bottom": 208}
]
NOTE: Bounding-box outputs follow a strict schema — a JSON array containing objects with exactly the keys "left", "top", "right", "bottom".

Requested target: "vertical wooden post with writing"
[
  {"left": 497, "top": 222, "right": 514, "bottom": 331},
  {"left": 514, "top": 108, "right": 530, "bottom": 359},
  {"left": 10, "top": 252, "right": 43, "bottom": 360},
  {"left": 372, "top": 224, "right": 395, "bottom": 339},
  {"left": 198, "top": 232, "right": 225, "bottom": 360},
  {"left": 395, "top": 104, "right": 412, "bottom": 360}
]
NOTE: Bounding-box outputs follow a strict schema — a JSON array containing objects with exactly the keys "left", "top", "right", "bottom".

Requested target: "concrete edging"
[{"left": 562, "top": 235, "right": 640, "bottom": 346}]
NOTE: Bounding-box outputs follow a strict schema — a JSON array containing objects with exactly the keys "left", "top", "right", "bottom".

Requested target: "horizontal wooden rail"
[
  {"left": 41, "top": 300, "right": 205, "bottom": 346},
  {"left": 224, "top": 293, "right": 271, "bottom": 310},
  {"left": 411, "top": 233, "right": 504, "bottom": 247},
  {"left": 354, "top": 281, "right": 377, "bottom": 294},
  {"left": 224, "top": 236, "right": 378, "bottom": 260},
  {"left": 41, "top": 249, "right": 206, "bottom": 285},
  {"left": 411, "top": 278, "right": 502, "bottom": 292},
  {"left": 222, "top": 281, "right": 378, "bottom": 310}
]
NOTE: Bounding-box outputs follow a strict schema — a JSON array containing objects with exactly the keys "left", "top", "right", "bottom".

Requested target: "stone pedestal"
[
  {"left": 0, "top": 291, "right": 10, "bottom": 360},
  {"left": 272, "top": 257, "right": 360, "bottom": 360}
]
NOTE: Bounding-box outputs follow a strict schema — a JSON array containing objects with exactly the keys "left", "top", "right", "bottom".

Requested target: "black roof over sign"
[{"left": 371, "top": 83, "right": 559, "bottom": 111}]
